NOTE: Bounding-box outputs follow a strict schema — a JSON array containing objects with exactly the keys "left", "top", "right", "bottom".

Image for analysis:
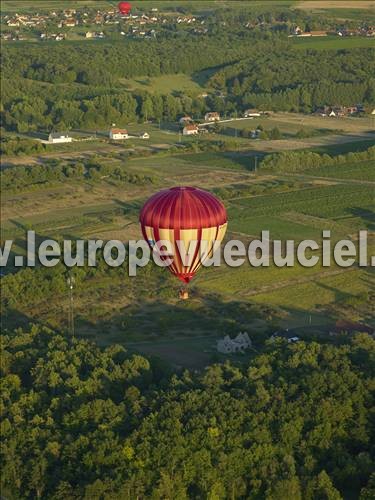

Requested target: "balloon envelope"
[
  {"left": 140, "top": 187, "right": 227, "bottom": 283},
  {"left": 118, "top": 1, "right": 131, "bottom": 14}
]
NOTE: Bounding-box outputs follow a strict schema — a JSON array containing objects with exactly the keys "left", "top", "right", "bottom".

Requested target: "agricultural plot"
[
  {"left": 305, "top": 160, "right": 375, "bottom": 181},
  {"left": 1, "top": 148, "right": 374, "bottom": 362},
  {"left": 229, "top": 184, "right": 374, "bottom": 225}
]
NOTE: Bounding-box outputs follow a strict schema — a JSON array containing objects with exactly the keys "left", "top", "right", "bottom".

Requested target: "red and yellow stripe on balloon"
[{"left": 140, "top": 187, "right": 228, "bottom": 283}]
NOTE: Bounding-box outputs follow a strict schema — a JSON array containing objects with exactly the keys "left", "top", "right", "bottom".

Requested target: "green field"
[
  {"left": 2, "top": 144, "right": 374, "bottom": 361},
  {"left": 305, "top": 160, "right": 375, "bottom": 181},
  {"left": 120, "top": 73, "right": 204, "bottom": 95}
]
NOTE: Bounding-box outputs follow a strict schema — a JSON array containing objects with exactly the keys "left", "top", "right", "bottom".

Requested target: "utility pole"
[{"left": 67, "top": 272, "right": 75, "bottom": 338}]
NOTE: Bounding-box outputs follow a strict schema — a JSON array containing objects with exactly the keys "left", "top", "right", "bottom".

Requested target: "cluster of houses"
[
  {"left": 40, "top": 33, "right": 65, "bottom": 41},
  {"left": 217, "top": 332, "right": 252, "bottom": 354},
  {"left": 179, "top": 109, "right": 269, "bottom": 135},
  {"left": 1, "top": 7, "right": 205, "bottom": 42},
  {"left": 179, "top": 112, "right": 222, "bottom": 135},
  {"left": 314, "top": 105, "right": 365, "bottom": 117},
  {"left": 289, "top": 25, "right": 374, "bottom": 37}
]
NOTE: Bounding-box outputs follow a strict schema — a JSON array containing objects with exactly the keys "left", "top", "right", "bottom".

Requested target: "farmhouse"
[
  {"left": 48, "top": 132, "right": 72, "bottom": 144},
  {"left": 217, "top": 332, "right": 252, "bottom": 354},
  {"left": 244, "top": 108, "right": 261, "bottom": 117},
  {"left": 183, "top": 124, "right": 199, "bottom": 135},
  {"left": 64, "top": 18, "right": 77, "bottom": 27},
  {"left": 139, "top": 132, "right": 150, "bottom": 139},
  {"left": 109, "top": 128, "right": 129, "bottom": 140},
  {"left": 204, "top": 112, "right": 220, "bottom": 122}
]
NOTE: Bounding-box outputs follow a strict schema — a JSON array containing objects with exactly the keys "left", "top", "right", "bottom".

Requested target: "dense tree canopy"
[
  {"left": 1, "top": 34, "right": 373, "bottom": 133},
  {"left": 1, "top": 326, "right": 374, "bottom": 499}
]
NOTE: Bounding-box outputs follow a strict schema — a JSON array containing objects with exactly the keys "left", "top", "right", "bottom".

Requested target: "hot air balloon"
[
  {"left": 118, "top": 1, "right": 131, "bottom": 15},
  {"left": 140, "top": 187, "right": 227, "bottom": 298}
]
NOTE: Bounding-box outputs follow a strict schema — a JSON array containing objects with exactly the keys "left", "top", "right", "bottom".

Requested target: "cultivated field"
[
  {"left": 2, "top": 131, "right": 374, "bottom": 367},
  {"left": 294, "top": 1, "right": 375, "bottom": 10}
]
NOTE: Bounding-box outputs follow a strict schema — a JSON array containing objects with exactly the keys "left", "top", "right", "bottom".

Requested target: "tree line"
[
  {"left": 260, "top": 145, "right": 375, "bottom": 172},
  {"left": 0, "top": 158, "right": 154, "bottom": 192}
]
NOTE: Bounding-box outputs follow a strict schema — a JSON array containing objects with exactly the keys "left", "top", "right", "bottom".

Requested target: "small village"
[
  {"left": 1, "top": 6, "right": 374, "bottom": 42},
  {"left": 1, "top": 7, "right": 199, "bottom": 41}
]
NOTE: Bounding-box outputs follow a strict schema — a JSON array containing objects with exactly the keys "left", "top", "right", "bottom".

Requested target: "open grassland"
[
  {"left": 243, "top": 113, "right": 374, "bottom": 134},
  {"left": 294, "top": 1, "right": 375, "bottom": 10},
  {"left": 120, "top": 74, "right": 204, "bottom": 95},
  {"left": 1, "top": 0, "right": 294, "bottom": 14}
]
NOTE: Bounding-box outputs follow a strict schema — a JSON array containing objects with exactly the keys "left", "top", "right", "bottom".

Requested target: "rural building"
[
  {"left": 183, "top": 124, "right": 199, "bottom": 135},
  {"left": 299, "top": 30, "right": 327, "bottom": 37},
  {"left": 217, "top": 332, "right": 252, "bottom": 354},
  {"left": 85, "top": 31, "right": 105, "bottom": 38},
  {"left": 109, "top": 128, "right": 129, "bottom": 140},
  {"left": 287, "top": 336, "right": 300, "bottom": 343},
  {"left": 139, "top": 132, "right": 150, "bottom": 139},
  {"left": 64, "top": 18, "right": 77, "bottom": 27},
  {"left": 48, "top": 132, "right": 72, "bottom": 144},
  {"left": 244, "top": 109, "right": 261, "bottom": 117},
  {"left": 179, "top": 116, "right": 192, "bottom": 124},
  {"left": 204, "top": 112, "right": 220, "bottom": 122},
  {"left": 315, "top": 105, "right": 358, "bottom": 117}
]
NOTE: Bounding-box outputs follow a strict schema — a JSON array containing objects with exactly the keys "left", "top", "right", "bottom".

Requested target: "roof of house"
[
  {"left": 183, "top": 124, "right": 199, "bottom": 130},
  {"left": 49, "top": 132, "right": 69, "bottom": 138},
  {"left": 110, "top": 128, "right": 128, "bottom": 134}
]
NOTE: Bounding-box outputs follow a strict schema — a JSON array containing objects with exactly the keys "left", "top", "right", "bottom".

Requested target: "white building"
[
  {"left": 139, "top": 132, "right": 150, "bottom": 139},
  {"left": 204, "top": 112, "right": 220, "bottom": 122},
  {"left": 48, "top": 132, "right": 72, "bottom": 144},
  {"left": 109, "top": 128, "right": 128, "bottom": 140},
  {"left": 217, "top": 332, "right": 252, "bottom": 354},
  {"left": 288, "top": 336, "right": 300, "bottom": 343},
  {"left": 183, "top": 124, "right": 199, "bottom": 135},
  {"left": 244, "top": 109, "right": 261, "bottom": 117}
]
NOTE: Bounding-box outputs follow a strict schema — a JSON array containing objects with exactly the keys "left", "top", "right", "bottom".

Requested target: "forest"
[
  {"left": 1, "top": 325, "right": 374, "bottom": 499},
  {"left": 1, "top": 34, "right": 374, "bottom": 133}
]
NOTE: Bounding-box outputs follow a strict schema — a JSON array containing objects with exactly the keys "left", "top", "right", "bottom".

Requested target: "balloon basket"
[{"left": 179, "top": 289, "right": 189, "bottom": 300}]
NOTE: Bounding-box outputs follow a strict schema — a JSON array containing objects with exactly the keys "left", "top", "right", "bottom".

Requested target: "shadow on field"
[{"left": 348, "top": 207, "right": 375, "bottom": 231}]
